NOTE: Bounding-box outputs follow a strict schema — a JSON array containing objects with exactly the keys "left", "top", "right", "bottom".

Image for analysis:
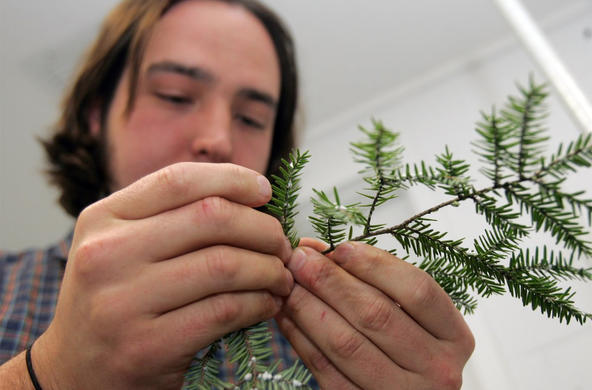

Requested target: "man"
[{"left": 0, "top": 1, "right": 475, "bottom": 389}]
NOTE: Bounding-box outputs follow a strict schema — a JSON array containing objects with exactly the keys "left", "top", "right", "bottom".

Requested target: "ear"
[{"left": 88, "top": 104, "right": 102, "bottom": 137}]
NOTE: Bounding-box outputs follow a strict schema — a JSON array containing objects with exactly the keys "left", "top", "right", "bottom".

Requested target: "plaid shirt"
[{"left": 0, "top": 233, "right": 318, "bottom": 388}]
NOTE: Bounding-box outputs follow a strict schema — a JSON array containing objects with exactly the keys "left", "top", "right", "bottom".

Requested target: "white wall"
[
  {"left": 1, "top": 1, "right": 591, "bottom": 388},
  {"left": 2, "top": 0, "right": 588, "bottom": 252},
  {"left": 297, "top": 9, "right": 592, "bottom": 390}
]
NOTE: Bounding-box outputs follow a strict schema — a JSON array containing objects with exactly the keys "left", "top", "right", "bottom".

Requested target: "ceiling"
[{"left": 1, "top": 0, "right": 590, "bottom": 131}]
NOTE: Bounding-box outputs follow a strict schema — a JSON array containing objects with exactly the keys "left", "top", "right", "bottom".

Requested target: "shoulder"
[
  {"left": 0, "top": 234, "right": 70, "bottom": 287},
  {"left": 0, "top": 246, "right": 40, "bottom": 270},
  {"left": 0, "top": 236, "right": 70, "bottom": 363},
  {"left": 0, "top": 246, "right": 55, "bottom": 290}
]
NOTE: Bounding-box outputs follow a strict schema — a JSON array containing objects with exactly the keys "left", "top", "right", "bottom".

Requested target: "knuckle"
[
  {"left": 432, "top": 363, "right": 463, "bottom": 390},
  {"left": 268, "top": 217, "right": 285, "bottom": 242},
  {"left": 153, "top": 163, "right": 192, "bottom": 200},
  {"left": 427, "top": 347, "right": 464, "bottom": 390},
  {"left": 364, "top": 245, "right": 383, "bottom": 265},
  {"left": 77, "top": 202, "right": 98, "bottom": 222},
  {"left": 271, "top": 254, "right": 286, "bottom": 275},
  {"left": 467, "top": 335, "right": 476, "bottom": 356},
  {"left": 285, "top": 285, "right": 309, "bottom": 315},
  {"left": 460, "top": 329, "right": 476, "bottom": 358},
  {"left": 327, "top": 329, "right": 364, "bottom": 360},
  {"left": 357, "top": 247, "right": 380, "bottom": 276},
  {"left": 198, "top": 196, "right": 231, "bottom": 225},
  {"left": 358, "top": 296, "right": 394, "bottom": 332},
  {"left": 306, "top": 259, "right": 334, "bottom": 292},
  {"left": 156, "top": 164, "right": 184, "bottom": 191},
  {"left": 410, "top": 271, "right": 439, "bottom": 309},
  {"left": 71, "top": 238, "right": 108, "bottom": 281},
  {"left": 269, "top": 216, "right": 286, "bottom": 238},
  {"left": 204, "top": 247, "right": 239, "bottom": 282},
  {"left": 75, "top": 201, "right": 109, "bottom": 233},
  {"left": 267, "top": 217, "right": 291, "bottom": 259},
  {"left": 209, "top": 163, "right": 249, "bottom": 199},
  {"left": 306, "top": 349, "right": 332, "bottom": 374},
  {"left": 269, "top": 257, "right": 289, "bottom": 289},
  {"left": 225, "top": 163, "right": 249, "bottom": 192},
  {"left": 210, "top": 295, "right": 241, "bottom": 324},
  {"left": 262, "top": 293, "right": 281, "bottom": 318}
]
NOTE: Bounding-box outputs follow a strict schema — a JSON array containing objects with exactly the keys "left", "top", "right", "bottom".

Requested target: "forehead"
[{"left": 141, "top": 0, "right": 280, "bottom": 94}]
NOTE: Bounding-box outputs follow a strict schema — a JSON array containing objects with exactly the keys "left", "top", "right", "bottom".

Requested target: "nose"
[{"left": 189, "top": 100, "right": 233, "bottom": 163}]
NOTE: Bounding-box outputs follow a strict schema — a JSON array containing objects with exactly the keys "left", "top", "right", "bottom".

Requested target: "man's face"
[{"left": 100, "top": 0, "right": 281, "bottom": 191}]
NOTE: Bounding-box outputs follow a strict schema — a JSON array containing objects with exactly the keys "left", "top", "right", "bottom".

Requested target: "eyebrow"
[
  {"left": 147, "top": 60, "right": 277, "bottom": 109},
  {"left": 147, "top": 61, "right": 215, "bottom": 82},
  {"left": 238, "top": 88, "right": 277, "bottom": 109}
]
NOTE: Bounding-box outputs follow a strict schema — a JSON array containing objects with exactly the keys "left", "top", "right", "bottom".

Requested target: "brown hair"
[{"left": 41, "top": 0, "right": 298, "bottom": 217}]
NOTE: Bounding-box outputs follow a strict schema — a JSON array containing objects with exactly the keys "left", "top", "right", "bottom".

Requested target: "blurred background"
[{"left": 1, "top": 0, "right": 591, "bottom": 388}]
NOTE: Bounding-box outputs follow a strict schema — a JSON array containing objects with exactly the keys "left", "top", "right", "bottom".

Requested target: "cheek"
[
  {"left": 232, "top": 131, "right": 274, "bottom": 174},
  {"left": 109, "top": 106, "right": 190, "bottom": 188}
]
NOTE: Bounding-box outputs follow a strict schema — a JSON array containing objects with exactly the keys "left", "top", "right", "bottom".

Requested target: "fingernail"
[
  {"left": 257, "top": 175, "right": 271, "bottom": 199},
  {"left": 273, "top": 295, "right": 284, "bottom": 308},
  {"left": 333, "top": 242, "right": 354, "bottom": 264},
  {"left": 288, "top": 247, "right": 307, "bottom": 272}
]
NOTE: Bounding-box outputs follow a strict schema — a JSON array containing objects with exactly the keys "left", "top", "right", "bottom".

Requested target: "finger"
[
  {"left": 331, "top": 242, "right": 472, "bottom": 344},
  {"left": 133, "top": 246, "right": 293, "bottom": 314},
  {"left": 126, "top": 196, "right": 292, "bottom": 262},
  {"left": 283, "top": 284, "right": 412, "bottom": 390},
  {"left": 101, "top": 162, "right": 271, "bottom": 219},
  {"left": 154, "top": 291, "right": 282, "bottom": 358},
  {"left": 275, "top": 312, "right": 361, "bottom": 390},
  {"left": 288, "top": 247, "right": 439, "bottom": 373},
  {"left": 298, "top": 237, "right": 329, "bottom": 252}
]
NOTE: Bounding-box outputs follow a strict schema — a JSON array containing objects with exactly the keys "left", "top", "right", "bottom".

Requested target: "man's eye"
[
  {"left": 236, "top": 115, "right": 265, "bottom": 130},
  {"left": 156, "top": 93, "right": 192, "bottom": 105}
]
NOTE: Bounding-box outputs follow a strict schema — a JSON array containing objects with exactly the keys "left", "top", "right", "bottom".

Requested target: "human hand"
[
  {"left": 33, "top": 162, "right": 293, "bottom": 390},
  {"left": 276, "top": 239, "right": 474, "bottom": 390}
]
